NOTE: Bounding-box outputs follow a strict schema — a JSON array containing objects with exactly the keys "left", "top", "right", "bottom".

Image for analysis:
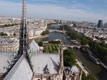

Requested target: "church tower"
[
  {"left": 19, "top": 0, "right": 28, "bottom": 55},
  {"left": 18, "top": 0, "right": 33, "bottom": 72}
]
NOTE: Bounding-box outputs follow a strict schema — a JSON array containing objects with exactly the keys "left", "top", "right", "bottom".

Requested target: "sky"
[{"left": 0, "top": 0, "right": 107, "bottom": 23}]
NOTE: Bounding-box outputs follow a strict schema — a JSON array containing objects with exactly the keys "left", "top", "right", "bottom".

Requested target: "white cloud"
[{"left": 0, "top": 0, "right": 107, "bottom": 22}]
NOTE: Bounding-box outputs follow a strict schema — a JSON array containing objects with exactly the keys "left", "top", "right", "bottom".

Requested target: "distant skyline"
[{"left": 0, "top": 0, "right": 107, "bottom": 23}]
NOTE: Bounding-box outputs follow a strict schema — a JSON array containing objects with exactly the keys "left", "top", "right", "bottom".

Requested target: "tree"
[
  {"left": 0, "top": 23, "right": 19, "bottom": 28},
  {"left": 64, "top": 49, "right": 76, "bottom": 66},
  {"left": 60, "top": 25, "right": 68, "bottom": 31},
  {"left": 73, "top": 23, "right": 77, "bottom": 27},
  {"left": 47, "top": 23, "right": 57, "bottom": 28},
  {"left": 41, "top": 29, "right": 49, "bottom": 35},
  {"left": 80, "top": 37, "right": 89, "bottom": 45},
  {"left": 0, "top": 32, "right": 7, "bottom": 36},
  {"left": 38, "top": 41, "right": 43, "bottom": 46}
]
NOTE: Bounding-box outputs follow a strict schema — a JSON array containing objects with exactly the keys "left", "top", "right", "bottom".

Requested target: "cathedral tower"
[{"left": 19, "top": 0, "right": 28, "bottom": 55}]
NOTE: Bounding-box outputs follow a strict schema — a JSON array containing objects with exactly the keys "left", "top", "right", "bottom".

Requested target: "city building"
[
  {"left": 104, "top": 23, "right": 107, "bottom": 28},
  {"left": 64, "top": 66, "right": 82, "bottom": 80},
  {"left": 0, "top": 37, "right": 19, "bottom": 52},
  {"left": 0, "top": 17, "right": 20, "bottom": 25},
  {"left": 73, "top": 25, "right": 107, "bottom": 43},
  {"left": 98, "top": 20, "right": 103, "bottom": 28}
]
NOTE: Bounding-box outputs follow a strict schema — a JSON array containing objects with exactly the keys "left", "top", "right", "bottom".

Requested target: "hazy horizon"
[{"left": 0, "top": 0, "right": 107, "bottom": 23}]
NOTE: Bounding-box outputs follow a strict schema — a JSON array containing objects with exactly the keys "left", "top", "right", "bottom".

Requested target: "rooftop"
[
  {"left": 0, "top": 52, "right": 14, "bottom": 73},
  {"left": 4, "top": 55, "right": 33, "bottom": 80},
  {"left": 31, "top": 53, "right": 60, "bottom": 74}
]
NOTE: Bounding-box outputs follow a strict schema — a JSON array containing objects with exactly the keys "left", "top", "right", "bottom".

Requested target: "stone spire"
[
  {"left": 59, "top": 47, "right": 64, "bottom": 74},
  {"left": 19, "top": 0, "right": 28, "bottom": 55},
  {"left": 60, "top": 48, "right": 64, "bottom": 68},
  {"left": 19, "top": 0, "right": 33, "bottom": 72},
  {"left": 58, "top": 47, "right": 64, "bottom": 80}
]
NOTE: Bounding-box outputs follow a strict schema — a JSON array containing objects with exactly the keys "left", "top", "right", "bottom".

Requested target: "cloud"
[
  {"left": 0, "top": 0, "right": 107, "bottom": 22},
  {"left": 27, "top": 4, "right": 107, "bottom": 22}
]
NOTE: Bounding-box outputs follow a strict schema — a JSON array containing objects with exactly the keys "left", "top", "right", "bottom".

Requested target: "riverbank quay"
[
  {"left": 76, "top": 59, "right": 89, "bottom": 76},
  {"left": 29, "top": 35, "right": 48, "bottom": 40},
  {"left": 87, "top": 49, "right": 107, "bottom": 70},
  {"left": 81, "top": 47, "right": 107, "bottom": 70}
]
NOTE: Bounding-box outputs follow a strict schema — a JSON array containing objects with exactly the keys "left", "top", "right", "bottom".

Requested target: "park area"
[{"left": 44, "top": 44, "right": 59, "bottom": 53}]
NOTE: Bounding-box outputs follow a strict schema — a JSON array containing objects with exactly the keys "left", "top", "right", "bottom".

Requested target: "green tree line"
[
  {"left": 67, "top": 30, "right": 107, "bottom": 64},
  {"left": 0, "top": 23, "right": 19, "bottom": 28},
  {"left": 41, "top": 29, "right": 49, "bottom": 35},
  {"left": 60, "top": 25, "right": 69, "bottom": 31},
  {"left": 64, "top": 49, "right": 76, "bottom": 66},
  {"left": 0, "top": 32, "right": 7, "bottom": 36}
]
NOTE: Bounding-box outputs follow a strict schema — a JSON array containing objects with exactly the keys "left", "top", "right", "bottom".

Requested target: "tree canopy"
[
  {"left": 64, "top": 49, "right": 76, "bottom": 66},
  {"left": 0, "top": 23, "right": 19, "bottom": 28},
  {"left": 41, "top": 29, "right": 49, "bottom": 35},
  {"left": 67, "top": 30, "right": 107, "bottom": 64},
  {"left": 0, "top": 32, "right": 7, "bottom": 36}
]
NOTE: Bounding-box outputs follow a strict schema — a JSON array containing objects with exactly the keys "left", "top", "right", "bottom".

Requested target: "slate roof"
[
  {"left": 71, "top": 66, "right": 80, "bottom": 73},
  {"left": 31, "top": 53, "right": 60, "bottom": 74},
  {"left": 0, "top": 52, "right": 14, "bottom": 73},
  {"left": 2, "top": 40, "right": 60, "bottom": 80},
  {"left": 29, "top": 40, "right": 39, "bottom": 53},
  {"left": 4, "top": 55, "right": 33, "bottom": 80}
]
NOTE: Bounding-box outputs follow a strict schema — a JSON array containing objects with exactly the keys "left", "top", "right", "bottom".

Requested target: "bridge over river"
[
  {"left": 61, "top": 44, "right": 81, "bottom": 49},
  {"left": 49, "top": 29, "right": 66, "bottom": 33}
]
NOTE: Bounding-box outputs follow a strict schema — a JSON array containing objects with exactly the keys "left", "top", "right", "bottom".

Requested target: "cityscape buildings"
[
  {"left": 1, "top": 0, "right": 81, "bottom": 80},
  {"left": 0, "top": 37, "right": 19, "bottom": 52},
  {"left": 98, "top": 20, "right": 103, "bottom": 28},
  {"left": 0, "top": 0, "right": 107, "bottom": 80}
]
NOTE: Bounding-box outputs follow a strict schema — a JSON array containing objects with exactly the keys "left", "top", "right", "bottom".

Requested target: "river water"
[
  {"left": 47, "top": 25, "right": 107, "bottom": 80},
  {"left": 48, "top": 32, "right": 71, "bottom": 45}
]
